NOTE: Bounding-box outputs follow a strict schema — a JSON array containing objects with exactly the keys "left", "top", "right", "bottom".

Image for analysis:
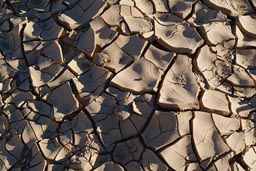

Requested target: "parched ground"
[{"left": 0, "top": 0, "right": 256, "bottom": 170}]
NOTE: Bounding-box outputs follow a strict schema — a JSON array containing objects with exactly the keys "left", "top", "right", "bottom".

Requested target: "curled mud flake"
[
  {"left": 154, "top": 14, "right": 204, "bottom": 54},
  {"left": 237, "top": 15, "right": 256, "bottom": 38},
  {"left": 168, "top": 0, "right": 196, "bottom": 19},
  {"left": 201, "top": 0, "right": 254, "bottom": 16}
]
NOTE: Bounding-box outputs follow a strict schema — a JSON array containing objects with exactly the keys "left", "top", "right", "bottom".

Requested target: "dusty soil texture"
[{"left": 0, "top": 0, "right": 256, "bottom": 170}]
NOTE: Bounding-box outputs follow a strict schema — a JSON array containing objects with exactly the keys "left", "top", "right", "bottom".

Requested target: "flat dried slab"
[
  {"left": 154, "top": 14, "right": 204, "bottom": 54},
  {"left": 133, "top": 0, "right": 154, "bottom": 14},
  {"left": 226, "top": 132, "right": 246, "bottom": 154},
  {"left": 101, "top": 5, "right": 122, "bottom": 26},
  {"left": 142, "top": 111, "right": 179, "bottom": 150},
  {"left": 110, "top": 57, "right": 163, "bottom": 93},
  {"left": 151, "top": 0, "right": 169, "bottom": 12},
  {"left": 201, "top": 0, "right": 254, "bottom": 16},
  {"left": 112, "top": 138, "right": 144, "bottom": 164},
  {"left": 115, "top": 34, "right": 148, "bottom": 58},
  {"left": 46, "top": 82, "right": 79, "bottom": 121},
  {"left": 74, "top": 65, "right": 113, "bottom": 104},
  {"left": 228, "top": 65, "right": 255, "bottom": 87},
  {"left": 94, "top": 162, "right": 124, "bottom": 171},
  {"left": 201, "top": 90, "right": 230, "bottom": 115},
  {"left": 190, "top": 1, "right": 227, "bottom": 26},
  {"left": 77, "top": 17, "right": 117, "bottom": 57},
  {"left": 144, "top": 44, "right": 175, "bottom": 70},
  {"left": 93, "top": 42, "right": 133, "bottom": 73},
  {"left": 195, "top": 45, "right": 232, "bottom": 89},
  {"left": 158, "top": 55, "right": 200, "bottom": 110},
  {"left": 236, "top": 25, "right": 256, "bottom": 48},
  {"left": 123, "top": 16, "right": 152, "bottom": 34},
  {"left": 237, "top": 15, "right": 256, "bottom": 38},
  {"left": 160, "top": 135, "right": 197, "bottom": 170},
  {"left": 168, "top": 0, "right": 196, "bottom": 19},
  {"left": 236, "top": 49, "right": 256, "bottom": 69},
  {"left": 243, "top": 147, "right": 256, "bottom": 170},
  {"left": 193, "top": 111, "right": 230, "bottom": 161},
  {"left": 58, "top": 0, "right": 106, "bottom": 30},
  {"left": 199, "top": 22, "right": 235, "bottom": 48},
  {"left": 212, "top": 114, "right": 240, "bottom": 136},
  {"left": 24, "top": 18, "right": 63, "bottom": 41}
]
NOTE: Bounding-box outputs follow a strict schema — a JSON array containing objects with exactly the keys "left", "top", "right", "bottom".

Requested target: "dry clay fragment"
[
  {"left": 193, "top": 111, "right": 230, "bottom": 161},
  {"left": 243, "top": 147, "right": 256, "bottom": 170},
  {"left": 46, "top": 82, "right": 79, "bottom": 121},
  {"left": 113, "top": 138, "right": 144, "bottom": 164},
  {"left": 93, "top": 42, "right": 133, "bottom": 73},
  {"left": 85, "top": 93, "right": 122, "bottom": 150},
  {"left": 110, "top": 57, "right": 163, "bottom": 93},
  {"left": 0, "top": 114, "right": 8, "bottom": 137},
  {"left": 158, "top": 55, "right": 200, "bottom": 110},
  {"left": 140, "top": 149, "right": 169, "bottom": 171},
  {"left": 110, "top": 43, "right": 174, "bottom": 93},
  {"left": 177, "top": 111, "right": 193, "bottom": 136},
  {"left": 5, "top": 134, "right": 25, "bottom": 162},
  {"left": 73, "top": 65, "right": 112, "bottom": 104},
  {"left": 201, "top": 0, "right": 254, "bottom": 16},
  {"left": 168, "top": 0, "right": 196, "bottom": 19},
  {"left": 190, "top": 1, "right": 227, "bottom": 26},
  {"left": 211, "top": 153, "right": 234, "bottom": 171},
  {"left": 101, "top": 5, "right": 121, "bottom": 26},
  {"left": 123, "top": 16, "right": 152, "bottom": 34},
  {"left": 115, "top": 34, "right": 147, "bottom": 58},
  {"left": 195, "top": 45, "right": 232, "bottom": 88},
  {"left": 144, "top": 44, "right": 175, "bottom": 70},
  {"left": 236, "top": 49, "right": 256, "bottom": 70},
  {"left": 236, "top": 25, "right": 256, "bottom": 48},
  {"left": 27, "top": 0, "right": 50, "bottom": 11},
  {"left": 228, "top": 96, "right": 255, "bottom": 117},
  {"left": 26, "top": 145, "right": 46, "bottom": 171},
  {"left": 68, "top": 54, "right": 94, "bottom": 75},
  {"left": 228, "top": 65, "right": 255, "bottom": 87},
  {"left": 0, "top": 139, "right": 17, "bottom": 169},
  {"left": 77, "top": 17, "right": 117, "bottom": 57},
  {"left": 212, "top": 114, "right": 240, "bottom": 136},
  {"left": 201, "top": 90, "right": 230, "bottom": 115},
  {"left": 58, "top": 0, "right": 106, "bottom": 30},
  {"left": 226, "top": 132, "right": 245, "bottom": 154},
  {"left": 133, "top": 0, "right": 154, "bottom": 14},
  {"left": 0, "top": 24, "right": 19, "bottom": 53},
  {"left": 38, "top": 137, "right": 65, "bottom": 161},
  {"left": 151, "top": 0, "right": 169, "bottom": 12},
  {"left": 199, "top": 22, "right": 235, "bottom": 48},
  {"left": 142, "top": 111, "right": 179, "bottom": 150},
  {"left": 237, "top": 15, "right": 256, "bottom": 38},
  {"left": 241, "top": 119, "right": 256, "bottom": 146},
  {"left": 5, "top": 90, "right": 34, "bottom": 108},
  {"left": 23, "top": 18, "right": 63, "bottom": 41},
  {"left": 93, "top": 162, "right": 124, "bottom": 171},
  {"left": 154, "top": 14, "right": 204, "bottom": 54},
  {"left": 160, "top": 135, "right": 197, "bottom": 170}
]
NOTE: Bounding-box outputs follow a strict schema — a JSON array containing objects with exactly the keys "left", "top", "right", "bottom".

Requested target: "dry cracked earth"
[{"left": 0, "top": 0, "right": 256, "bottom": 170}]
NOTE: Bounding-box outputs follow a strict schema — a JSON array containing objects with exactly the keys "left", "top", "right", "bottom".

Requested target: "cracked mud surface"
[{"left": 0, "top": 0, "right": 256, "bottom": 170}]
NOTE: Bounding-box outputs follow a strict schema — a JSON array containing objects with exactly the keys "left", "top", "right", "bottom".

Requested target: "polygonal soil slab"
[{"left": 158, "top": 55, "right": 200, "bottom": 110}]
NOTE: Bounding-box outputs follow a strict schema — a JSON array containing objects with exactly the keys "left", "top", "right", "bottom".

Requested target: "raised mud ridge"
[{"left": 0, "top": 0, "right": 256, "bottom": 170}]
